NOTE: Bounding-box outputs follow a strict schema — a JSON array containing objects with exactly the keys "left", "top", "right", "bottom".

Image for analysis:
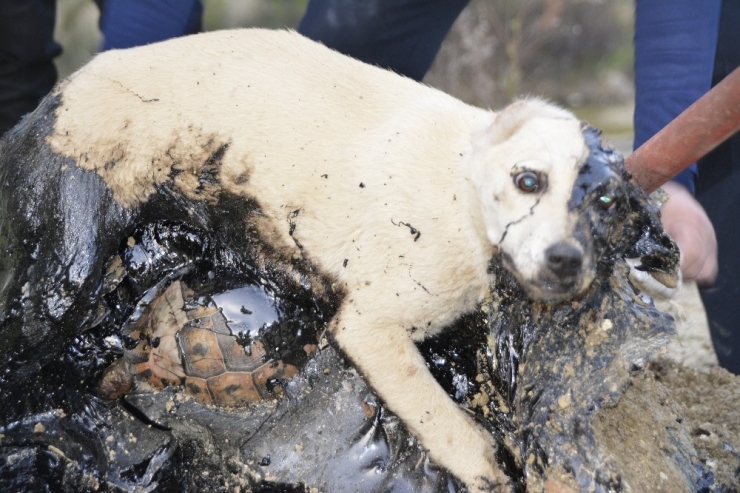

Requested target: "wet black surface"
[
  {"left": 0, "top": 93, "right": 693, "bottom": 492},
  {"left": 0, "top": 97, "right": 132, "bottom": 390}
]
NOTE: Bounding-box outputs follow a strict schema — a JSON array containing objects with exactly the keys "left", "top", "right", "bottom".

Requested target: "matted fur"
[{"left": 43, "top": 29, "right": 596, "bottom": 491}]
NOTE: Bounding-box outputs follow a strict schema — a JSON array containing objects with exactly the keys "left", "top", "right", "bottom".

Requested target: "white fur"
[
  {"left": 469, "top": 99, "right": 590, "bottom": 297},
  {"left": 48, "top": 29, "right": 590, "bottom": 491}
]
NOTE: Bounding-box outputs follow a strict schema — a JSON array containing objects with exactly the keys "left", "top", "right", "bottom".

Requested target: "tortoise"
[{"left": 99, "top": 279, "right": 304, "bottom": 406}]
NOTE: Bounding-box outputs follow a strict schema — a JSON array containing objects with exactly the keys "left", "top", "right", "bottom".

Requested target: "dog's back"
[
  {"left": 49, "top": 29, "right": 489, "bottom": 209},
  {"left": 45, "top": 28, "right": 498, "bottom": 336}
]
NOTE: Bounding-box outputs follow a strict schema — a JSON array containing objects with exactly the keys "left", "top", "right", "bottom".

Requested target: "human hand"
[{"left": 659, "top": 181, "right": 718, "bottom": 286}]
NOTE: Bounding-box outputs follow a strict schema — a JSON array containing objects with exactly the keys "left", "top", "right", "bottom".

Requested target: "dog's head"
[{"left": 469, "top": 99, "right": 633, "bottom": 302}]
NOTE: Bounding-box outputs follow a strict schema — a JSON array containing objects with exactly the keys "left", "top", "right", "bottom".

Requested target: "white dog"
[{"left": 7, "top": 29, "right": 632, "bottom": 491}]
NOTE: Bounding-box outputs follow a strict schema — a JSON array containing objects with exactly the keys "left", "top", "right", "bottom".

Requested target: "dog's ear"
[{"left": 484, "top": 98, "right": 575, "bottom": 145}]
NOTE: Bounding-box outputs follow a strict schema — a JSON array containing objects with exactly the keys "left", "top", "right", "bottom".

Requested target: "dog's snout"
[{"left": 545, "top": 243, "right": 582, "bottom": 278}]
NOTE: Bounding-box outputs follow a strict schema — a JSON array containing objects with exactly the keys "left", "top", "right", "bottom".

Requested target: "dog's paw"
[
  {"left": 626, "top": 257, "right": 681, "bottom": 300},
  {"left": 469, "top": 472, "right": 513, "bottom": 493}
]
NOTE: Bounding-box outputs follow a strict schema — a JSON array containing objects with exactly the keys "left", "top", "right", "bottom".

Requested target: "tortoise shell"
[{"left": 100, "top": 280, "right": 299, "bottom": 406}]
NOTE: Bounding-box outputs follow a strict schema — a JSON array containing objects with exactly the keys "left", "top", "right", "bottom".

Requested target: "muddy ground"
[
  {"left": 607, "top": 284, "right": 740, "bottom": 492},
  {"left": 662, "top": 282, "right": 719, "bottom": 369}
]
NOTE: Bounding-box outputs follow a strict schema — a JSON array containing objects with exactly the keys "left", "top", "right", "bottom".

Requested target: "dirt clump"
[
  {"left": 654, "top": 359, "right": 740, "bottom": 492},
  {"left": 593, "top": 368, "right": 696, "bottom": 492}
]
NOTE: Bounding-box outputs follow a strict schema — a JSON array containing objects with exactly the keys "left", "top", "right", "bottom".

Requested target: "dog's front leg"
[{"left": 331, "top": 307, "right": 511, "bottom": 492}]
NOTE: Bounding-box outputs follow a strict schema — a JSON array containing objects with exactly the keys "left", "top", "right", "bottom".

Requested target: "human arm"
[{"left": 659, "top": 180, "right": 717, "bottom": 285}]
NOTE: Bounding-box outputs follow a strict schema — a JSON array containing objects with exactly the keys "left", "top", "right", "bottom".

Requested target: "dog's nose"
[{"left": 545, "top": 243, "right": 582, "bottom": 278}]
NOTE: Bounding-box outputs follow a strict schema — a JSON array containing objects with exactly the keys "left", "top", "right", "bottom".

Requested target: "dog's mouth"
[
  {"left": 500, "top": 252, "right": 592, "bottom": 303},
  {"left": 517, "top": 276, "right": 585, "bottom": 302}
]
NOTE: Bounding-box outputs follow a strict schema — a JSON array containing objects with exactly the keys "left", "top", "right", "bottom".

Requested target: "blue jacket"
[
  {"left": 98, "top": 0, "right": 202, "bottom": 51},
  {"left": 633, "top": 0, "right": 722, "bottom": 193}
]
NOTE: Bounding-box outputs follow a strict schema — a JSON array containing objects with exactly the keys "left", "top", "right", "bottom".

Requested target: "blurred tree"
[
  {"left": 53, "top": 0, "right": 101, "bottom": 79},
  {"left": 425, "top": 0, "right": 633, "bottom": 108},
  {"left": 203, "top": 0, "right": 306, "bottom": 30}
]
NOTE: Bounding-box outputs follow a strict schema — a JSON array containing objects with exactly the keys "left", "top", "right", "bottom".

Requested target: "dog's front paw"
[
  {"left": 469, "top": 472, "right": 513, "bottom": 493},
  {"left": 626, "top": 257, "right": 681, "bottom": 300},
  {"left": 444, "top": 430, "right": 512, "bottom": 492}
]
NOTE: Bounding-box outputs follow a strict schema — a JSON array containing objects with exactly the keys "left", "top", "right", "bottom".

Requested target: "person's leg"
[
  {"left": 98, "top": 0, "right": 202, "bottom": 51},
  {"left": 0, "top": 0, "right": 60, "bottom": 135},
  {"left": 696, "top": 0, "right": 740, "bottom": 373},
  {"left": 298, "top": 0, "right": 469, "bottom": 81}
]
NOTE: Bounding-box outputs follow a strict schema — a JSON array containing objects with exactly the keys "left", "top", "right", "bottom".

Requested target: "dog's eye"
[
  {"left": 598, "top": 194, "right": 616, "bottom": 210},
  {"left": 514, "top": 172, "right": 539, "bottom": 193}
]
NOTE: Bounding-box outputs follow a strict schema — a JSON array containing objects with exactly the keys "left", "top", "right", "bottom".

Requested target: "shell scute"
[
  {"left": 150, "top": 335, "right": 185, "bottom": 379},
  {"left": 251, "top": 361, "right": 298, "bottom": 399},
  {"left": 150, "top": 283, "right": 189, "bottom": 339},
  {"left": 220, "top": 337, "right": 267, "bottom": 372},
  {"left": 208, "top": 371, "right": 261, "bottom": 404},
  {"left": 185, "top": 377, "right": 213, "bottom": 405},
  {"left": 208, "top": 310, "right": 232, "bottom": 336},
  {"left": 178, "top": 324, "right": 227, "bottom": 378}
]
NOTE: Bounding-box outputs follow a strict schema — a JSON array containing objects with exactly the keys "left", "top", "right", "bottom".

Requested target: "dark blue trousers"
[
  {"left": 635, "top": 0, "right": 740, "bottom": 373},
  {"left": 97, "top": 0, "right": 202, "bottom": 51},
  {"left": 0, "top": 0, "right": 60, "bottom": 134},
  {"left": 694, "top": 1, "right": 740, "bottom": 373},
  {"left": 0, "top": 0, "right": 202, "bottom": 135},
  {"left": 299, "top": 0, "right": 468, "bottom": 81}
]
